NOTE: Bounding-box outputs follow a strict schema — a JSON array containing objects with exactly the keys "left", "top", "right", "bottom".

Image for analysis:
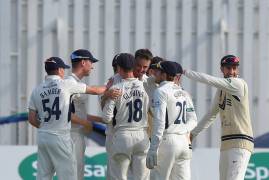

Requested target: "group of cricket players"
[{"left": 28, "top": 48, "right": 253, "bottom": 180}]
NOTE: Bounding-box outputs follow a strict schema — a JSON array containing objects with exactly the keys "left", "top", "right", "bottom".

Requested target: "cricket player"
[
  {"left": 184, "top": 55, "right": 254, "bottom": 180},
  {"left": 146, "top": 61, "right": 197, "bottom": 180},
  {"left": 101, "top": 53, "right": 123, "bottom": 180},
  {"left": 134, "top": 48, "right": 153, "bottom": 82},
  {"left": 103, "top": 49, "right": 153, "bottom": 179},
  {"left": 66, "top": 49, "right": 104, "bottom": 180},
  {"left": 102, "top": 53, "right": 150, "bottom": 180},
  {"left": 28, "top": 57, "right": 107, "bottom": 180}
]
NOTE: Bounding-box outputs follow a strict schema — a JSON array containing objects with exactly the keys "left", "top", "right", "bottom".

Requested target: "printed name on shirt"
[
  {"left": 40, "top": 88, "right": 61, "bottom": 98},
  {"left": 174, "top": 90, "right": 184, "bottom": 98},
  {"left": 123, "top": 89, "right": 144, "bottom": 100}
]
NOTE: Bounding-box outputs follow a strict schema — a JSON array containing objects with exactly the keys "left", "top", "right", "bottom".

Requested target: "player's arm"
[
  {"left": 87, "top": 114, "right": 103, "bottom": 123},
  {"left": 191, "top": 91, "right": 220, "bottom": 138},
  {"left": 150, "top": 90, "right": 167, "bottom": 151},
  {"left": 85, "top": 85, "right": 107, "bottom": 95},
  {"left": 71, "top": 113, "right": 93, "bottom": 133},
  {"left": 184, "top": 69, "right": 244, "bottom": 97},
  {"left": 102, "top": 99, "right": 116, "bottom": 124},
  {"left": 146, "top": 89, "right": 167, "bottom": 169},
  {"left": 28, "top": 109, "right": 40, "bottom": 128},
  {"left": 100, "top": 88, "right": 122, "bottom": 109},
  {"left": 66, "top": 79, "right": 110, "bottom": 96},
  {"left": 28, "top": 91, "right": 40, "bottom": 128},
  {"left": 184, "top": 92, "right": 198, "bottom": 132}
]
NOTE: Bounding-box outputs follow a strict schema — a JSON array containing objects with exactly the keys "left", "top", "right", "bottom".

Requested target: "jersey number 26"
[{"left": 174, "top": 101, "right": 186, "bottom": 124}]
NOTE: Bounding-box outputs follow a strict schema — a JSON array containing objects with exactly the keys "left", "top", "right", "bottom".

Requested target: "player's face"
[
  {"left": 221, "top": 65, "right": 239, "bottom": 78},
  {"left": 154, "top": 69, "right": 165, "bottom": 83},
  {"left": 82, "top": 60, "right": 93, "bottom": 76},
  {"left": 133, "top": 58, "right": 151, "bottom": 79},
  {"left": 147, "top": 68, "right": 159, "bottom": 78}
]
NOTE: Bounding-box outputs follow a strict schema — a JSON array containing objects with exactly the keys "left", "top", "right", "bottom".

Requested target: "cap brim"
[
  {"left": 90, "top": 57, "right": 99, "bottom": 63},
  {"left": 63, "top": 64, "right": 70, "bottom": 69},
  {"left": 150, "top": 64, "right": 159, "bottom": 69}
]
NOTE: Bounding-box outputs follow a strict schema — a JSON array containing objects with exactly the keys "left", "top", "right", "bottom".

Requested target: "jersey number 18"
[{"left": 126, "top": 99, "right": 143, "bottom": 123}]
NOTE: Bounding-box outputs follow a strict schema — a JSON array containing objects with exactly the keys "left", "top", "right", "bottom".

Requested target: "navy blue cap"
[
  {"left": 154, "top": 61, "right": 178, "bottom": 76},
  {"left": 115, "top": 53, "right": 135, "bottom": 70},
  {"left": 220, "top": 55, "right": 239, "bottom": 66},
  {"left": 149, "top": 56, "right": 164, "bottom": 69},
  {"left": 45, "top": 57, "right": 70, "bottom": 71},
  {"left": 70, "top": 49, "right": 99, "bottom": 63},
  {"left": 173, "top": 62, "right": 183, "bottom": 74}
]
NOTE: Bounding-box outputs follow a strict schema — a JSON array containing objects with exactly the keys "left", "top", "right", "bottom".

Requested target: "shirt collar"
[
  {"left": 71, "top": 73, "right": 81, "bottom": 82},
  {"left": 45, "top": 75, "right": 62, "bottom": 80},
  {"left": 159, "top": 80, "right": 174, "bottom": 86}
]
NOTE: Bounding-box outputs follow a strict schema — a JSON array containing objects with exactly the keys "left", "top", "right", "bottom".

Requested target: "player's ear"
[{"left": 220, "top": 66, "right": 224, "bottom": 73}]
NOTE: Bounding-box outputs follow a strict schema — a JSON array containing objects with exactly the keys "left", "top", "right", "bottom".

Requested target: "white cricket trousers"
[
  {"left": 105, "top": 130, "right": 113, "bottom": 180},
  {"left": 110, "top": 129, "right": 150, "bottom": 180},
  {"left": 219, "top": 148, "right": 251, "bottom": 180},
  {"left": 71, "top": 130, "right": 86, "bottom": 180},
  {"left": 37, "top": 131, "right": 77, "bottom": 180},
  {"left": 150, "top": 134, "right": 192, "bottom": 180}
]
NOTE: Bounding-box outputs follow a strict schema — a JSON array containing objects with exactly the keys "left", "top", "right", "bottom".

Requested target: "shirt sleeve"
[
  {"left": 191, "top": 90, "right": 220, "bottom": 137},
  {"left": 102, "top": 98, "right": 116, "bottom": 123},
  {"left": 184, "top": 91, "right": 198, "bottom": 132},
  {"left": 65, "top": 80, "right": 87, "bottom": 94},
  {"left": 28, "top": 90, "right": 37, "bottom": 111},
  {"left": 185, "top": 70, "right": 244, "bottom": 97},
  {"left": 150, "top": 89, "right": 167, "bottom": 150}
]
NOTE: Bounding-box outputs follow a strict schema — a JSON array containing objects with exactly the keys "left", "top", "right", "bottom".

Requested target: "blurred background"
[{"left": 0, "top": 0, "right": 268, "bottom": 179}]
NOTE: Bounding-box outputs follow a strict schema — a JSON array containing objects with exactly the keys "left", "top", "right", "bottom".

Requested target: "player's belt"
[{"left": 221, "top": 134, "right": 254, "bottom": 142}]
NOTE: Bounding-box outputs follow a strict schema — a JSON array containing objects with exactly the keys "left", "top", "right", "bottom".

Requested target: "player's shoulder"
[
  {"left": 65, "top": 75, "right": 77, "bottom": 82},
  {"left": 180, "top": 89, "right": 193, "bottom": 99},
  {"left": 226, "top": 77, "right": 247, "bottom": 89},
  {"left": 110, "top": 73, "right": 122, "bottom": 85},
  {"left": 140, "top": 74, "right": 149, "bottom": 83}
]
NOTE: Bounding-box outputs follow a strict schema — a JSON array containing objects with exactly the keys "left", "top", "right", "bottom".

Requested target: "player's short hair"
[
  {"left": 112, "top": 53, "right": 120, "bottom": 73},
  {"left": 116, "top": 53, "right": 135, "bottom": 72},
  {"left": 134, "top": 49, "right": 153, "bottom": 61}
]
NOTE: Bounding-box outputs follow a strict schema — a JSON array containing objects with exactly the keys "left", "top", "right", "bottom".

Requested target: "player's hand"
[
  {"left": 186, "top": 133, "right": 192, "bottom": 144},
  {"left": 105, "top": 88, "right": 122, "bottom": 100},
  {"left": 190, "top": 133, "right": 193, "bottom": 142},
  {"left": 146, "top": 149, "right": 157, "bottom": 169},
  {"left": 82, "top": 121, "right": 93, "bottom": 134}
]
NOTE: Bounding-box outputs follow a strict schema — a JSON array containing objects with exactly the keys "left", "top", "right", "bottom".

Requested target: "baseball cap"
[
  {"left": 115, "top": 53, "right": 135, "bottom": 70},
  {"left": 70, "top": 49, "right": 99, "bottom": 63},
  {"left": 173, "top": 62, "right": 183, "bottom": 74},
  {"left": 45, "top": 57, "right": 70, "bottom": 71},
  {"left": 220, "top": 55, "right": 240, "bottom": 66},
  {"left": 154, "top": 61, "right": 178, "bottom": 76},
  {"left": 149, "top": 56, "right": 164, "bottom": 69}
]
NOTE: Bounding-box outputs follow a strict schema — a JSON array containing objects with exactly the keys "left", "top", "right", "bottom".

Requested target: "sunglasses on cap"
[{"left": 70, "top": 53, "right": 90, "bottom": 60}]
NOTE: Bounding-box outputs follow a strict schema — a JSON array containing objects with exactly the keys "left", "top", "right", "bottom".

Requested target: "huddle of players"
[
  {"left": 28, "top": 48, "right": 253, "bottom": 180},
  {"left": 102, "top": 50, "right": 197, "bottom": 180}
]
